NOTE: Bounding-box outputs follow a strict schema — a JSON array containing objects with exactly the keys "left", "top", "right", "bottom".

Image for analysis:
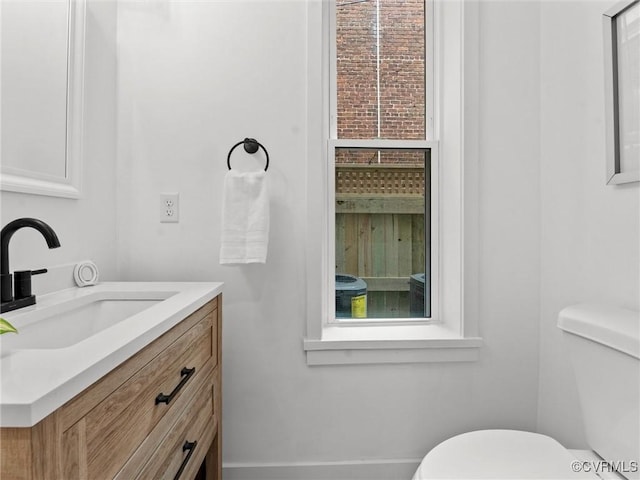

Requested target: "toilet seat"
[{"left": 412, "top": 429, "right": 599, "bottom": 479}]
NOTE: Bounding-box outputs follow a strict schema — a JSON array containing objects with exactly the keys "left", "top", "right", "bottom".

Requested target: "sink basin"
[{"left": 0, "top": 290, "right": 175, "bottom": 354}]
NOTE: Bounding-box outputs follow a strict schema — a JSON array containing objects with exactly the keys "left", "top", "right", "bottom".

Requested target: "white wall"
[
  {"left": 116, "top": 0, "right": 543, "bottom": 474},
  {"left": 1, "top": 0, "right": 118, "bottom": 292},
  {"left": 537, "top": 0, "right": 640, "bottom": 448}
]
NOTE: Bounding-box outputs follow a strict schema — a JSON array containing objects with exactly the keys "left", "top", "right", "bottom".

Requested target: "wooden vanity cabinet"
[{"left": 1, "top": 296, "right": 222, "bottom": 480}]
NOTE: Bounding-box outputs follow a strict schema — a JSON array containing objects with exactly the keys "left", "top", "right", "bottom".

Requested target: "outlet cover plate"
[{"left": 160, "top": 193, "right": 179, "bottom": 223}]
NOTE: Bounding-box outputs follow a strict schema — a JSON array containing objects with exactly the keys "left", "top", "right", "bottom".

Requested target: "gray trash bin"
[
  {"left": 335, "top": 274, "right": 367, "bottom": 318},
  {"left": 410, "top": 273, "right": 425, "bottom": 317}
]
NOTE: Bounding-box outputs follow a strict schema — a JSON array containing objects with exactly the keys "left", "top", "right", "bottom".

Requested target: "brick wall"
[{"left": 336, "top": 0, "right": 425, "bottom": 165}]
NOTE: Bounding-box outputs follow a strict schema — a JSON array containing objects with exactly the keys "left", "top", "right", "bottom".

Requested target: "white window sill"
[{"left": 303, "top": 324, "right": 483, "bottom": 365}]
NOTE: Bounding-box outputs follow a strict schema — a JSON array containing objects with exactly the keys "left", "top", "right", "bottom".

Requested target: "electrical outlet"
[{"left": 160, "top": 193, "right": 179, "bottom": 223}]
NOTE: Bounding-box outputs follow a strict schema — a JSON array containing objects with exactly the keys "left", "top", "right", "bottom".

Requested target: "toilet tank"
[{"left": 558, "top": 304, "right": 640, "bottom": 479}]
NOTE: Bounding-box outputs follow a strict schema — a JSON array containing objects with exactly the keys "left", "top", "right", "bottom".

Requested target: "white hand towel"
[{"left": 220, "top": 170, "right": 269, "bottom": 264}]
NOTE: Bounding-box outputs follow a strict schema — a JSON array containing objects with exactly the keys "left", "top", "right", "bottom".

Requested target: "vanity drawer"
[
  {"left": 134, "top": 370, "right": 216, "bottom": 480},
  {"left": 61, "top": 303, "right": 218, "bottom": 479}
]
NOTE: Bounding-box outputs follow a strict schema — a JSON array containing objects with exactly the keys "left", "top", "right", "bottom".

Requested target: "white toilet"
[{"left": 413, "top": 304, "right": 640, "bottom": 479}]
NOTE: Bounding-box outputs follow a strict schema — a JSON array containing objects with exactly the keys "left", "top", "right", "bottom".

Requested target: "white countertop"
[{"left": 0, "top": 282, "right": 223, "bottom": 427}]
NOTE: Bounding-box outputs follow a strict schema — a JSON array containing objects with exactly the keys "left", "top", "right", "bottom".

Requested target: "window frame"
[{"left": 303, "top": 0, "right": 482, "bottom": 365}]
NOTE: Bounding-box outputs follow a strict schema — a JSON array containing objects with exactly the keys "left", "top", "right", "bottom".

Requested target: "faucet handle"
[
  {"left": 1, "top": 273, "right": 13, "bottom": 302},
  {"left": 14, "top": 269, "right": 48, "bottom": 300}
]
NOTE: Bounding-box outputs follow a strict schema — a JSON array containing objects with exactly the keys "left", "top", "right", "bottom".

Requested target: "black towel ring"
[{"left": 227, "top": 138, "right": 269, "bottom": 171}]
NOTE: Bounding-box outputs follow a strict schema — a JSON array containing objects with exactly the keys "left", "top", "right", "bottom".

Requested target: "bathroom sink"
[
  {"left": 0, "top": 293, "right": 172, "bottom": 352},
  {"left": 0, "top": 281, "right": 223, "bottom": 427}
]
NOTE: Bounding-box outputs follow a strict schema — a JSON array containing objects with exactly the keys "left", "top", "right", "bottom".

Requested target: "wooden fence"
[{"left": 335, "top": 164, "right": 428, "bottom": 318}]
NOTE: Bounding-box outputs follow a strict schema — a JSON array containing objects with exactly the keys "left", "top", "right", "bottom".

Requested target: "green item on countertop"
[{"left": 0, "top": 317, "right": 18, "bottom": 334}]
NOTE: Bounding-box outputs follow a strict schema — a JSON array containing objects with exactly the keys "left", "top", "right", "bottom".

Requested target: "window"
[
  {"left": 331, "top": 144, "right": 435, "bottom": 321},
  {"left": 330, "top": 0, "right": 436, "bottom": 322},
  {"left": 303, "top": 0, "right": 482, "bottom": 365},
  {"left": 334, "top": 0, "right": 429, "bottom": 141}
]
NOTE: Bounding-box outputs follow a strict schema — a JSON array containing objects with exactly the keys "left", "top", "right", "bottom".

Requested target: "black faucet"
[{"left": 1, "top": 218, "right": 61, "bottom": 313}]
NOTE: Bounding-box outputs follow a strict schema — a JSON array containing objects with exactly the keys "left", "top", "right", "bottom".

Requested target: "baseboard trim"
[{"left": 222, "top": 458, "right": 421, "bottom": 480}]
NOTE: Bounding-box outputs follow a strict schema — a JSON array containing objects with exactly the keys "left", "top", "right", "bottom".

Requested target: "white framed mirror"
[
  {"left": 1, "top": 0, "right": 86, "bottom": 198},
  {"left": 603, "top": 0, "right": 640, "bottom": 185}
]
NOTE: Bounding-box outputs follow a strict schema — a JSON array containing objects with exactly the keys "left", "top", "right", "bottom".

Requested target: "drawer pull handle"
[
  {"left": 173, "top": 440, "right": 198, "bottom": 480},
  {"left": 155, "top": 367, "right": 195, "bottom": 405}
]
